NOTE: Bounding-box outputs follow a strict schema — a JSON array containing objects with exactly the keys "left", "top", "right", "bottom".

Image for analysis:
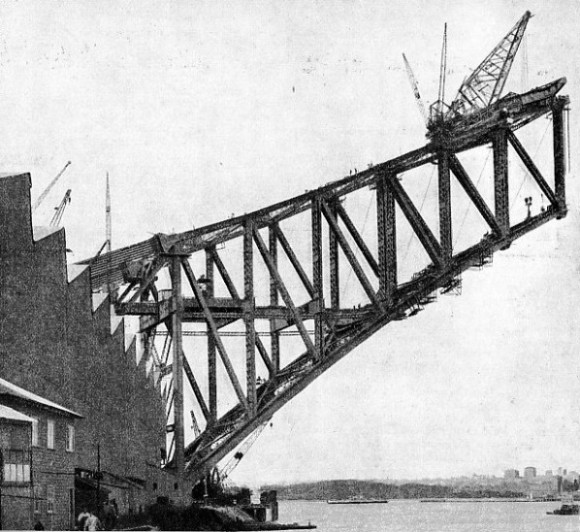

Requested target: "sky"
[{"left": 1, "top": 0, "right": 579, "bottom": 486}]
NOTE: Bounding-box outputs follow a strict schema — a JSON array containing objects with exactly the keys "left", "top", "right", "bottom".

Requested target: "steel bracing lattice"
[
  {"left": 81, "top": 86, "right": 569, "bottom": 487},
  {"left": 449, "top": 11, "right": 531, "bottom": 118}
]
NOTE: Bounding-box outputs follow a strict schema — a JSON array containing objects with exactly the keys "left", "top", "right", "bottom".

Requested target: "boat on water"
[
  {"left": 327, "top": 498, "right": 388, "bottom": 505},
  {"left": 546, "top": 503, "right": 579, "bottom": 515}
]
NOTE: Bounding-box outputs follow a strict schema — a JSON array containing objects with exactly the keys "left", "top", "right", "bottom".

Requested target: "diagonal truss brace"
[
  {"left": 183, "top": 353, "right": 210, "bottom": 422},
  {"left": 252, "top": 226, "right": 316, "bottom": 356},
  {"left": 385, "top": 173, "right": 444, "bottom": 268},
  {"left": 180, "top": 258, "right": 249, "bottom": 412},
  {"left": 164, "top": 321, "right": 210, "bottom": 422},
  {"left": 449, "top": 155, "right": 503, "bottom": 235},
  {"left": 124, "top": 257, "right": 167, "bottom": 305},
  {"left": 271, "top": 224, "right": 315, "bottom": 299},
  {"left": 320, "top": 200, "right": 383, "bottom": 311},
  {"left": 208, "top": 248, "right": 275, "bottom": 376},
  {"left": 506, "top": 130, "right": 558, "bottom": 206},
  {"left": 333, "top": 200, "right": 380, "bottom": 277}
]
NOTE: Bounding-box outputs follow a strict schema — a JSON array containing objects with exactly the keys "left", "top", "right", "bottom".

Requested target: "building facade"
[
  {"left": 1, "top": 378, "right": 81, "bottom": 530},
  {"left": 504, "top": 469, "right": 520, "bottom": 480},
  {"left": 0, "top": 173, "right": 175, "bottom": 529},
  {"left": 0, "top": 405, "right": 34, "bottom": 530}
]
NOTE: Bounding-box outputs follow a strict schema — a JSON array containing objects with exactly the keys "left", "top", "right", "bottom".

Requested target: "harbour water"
[{"left": 278, "top": 499, "right": 580, "bottom": 532}]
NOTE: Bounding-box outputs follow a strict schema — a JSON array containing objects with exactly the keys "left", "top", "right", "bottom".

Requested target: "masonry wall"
[
  {"left": 0, "top": 174, "right": 172, "bottom": 524},
  {"left": 0, "top": 418, "right": 33, "bottom": 530},
  {"left": 1, "top": 398, "right": 77, "bottom": 531}
]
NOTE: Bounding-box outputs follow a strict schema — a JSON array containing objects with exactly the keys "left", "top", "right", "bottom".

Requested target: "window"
[
  {"left": 66, "top": 424, "right": 75, "bottom": 452},
  {"left": 47, "top": 485, "right": 55, "bottom": 514},
  {"left": 32, "top": 418, "right": 39, "bottom": 447},
  {"left": 3, "top": 450, "right": 30, "bottom": 484},
  {"left": 3, "top": 463, "right": 31, "bottom": 483},
  {"left": 34, "top": 493, "right": 42, "bottom": 514},
  {"left": 47, "top": 420, "right": 55, "bottom": 450}
]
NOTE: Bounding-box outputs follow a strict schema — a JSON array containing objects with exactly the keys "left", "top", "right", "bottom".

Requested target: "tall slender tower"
[
  {"left": 106, "top": 172, "right": 112, "bottom": 296},
  {"left": 106, "top": 172, "right": 112, "bottom": 253}
]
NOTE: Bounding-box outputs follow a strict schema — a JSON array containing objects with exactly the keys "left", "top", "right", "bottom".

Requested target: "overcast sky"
[{"left": 1, "top": 0, "right": 578, "bottom": 486}]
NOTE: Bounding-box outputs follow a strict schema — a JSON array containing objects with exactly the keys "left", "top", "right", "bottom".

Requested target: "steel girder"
[{"left": 85, "top": 93, "right": 569, "bottom": 486}]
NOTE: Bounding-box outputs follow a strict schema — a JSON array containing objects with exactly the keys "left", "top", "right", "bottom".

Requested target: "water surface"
[{"left": 278, "top": 499, "right": 580, "bottom": 532}]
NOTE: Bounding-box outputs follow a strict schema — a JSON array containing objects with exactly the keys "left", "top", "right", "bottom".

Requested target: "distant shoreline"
[
  {"left": 420, "top": 498, "right": 559, "bottom": 503},
  {"left": 278, "top": 498, "right": 563, "bottom": 503},
  {"left": 265, "top": 479, "right": 576, "bottom": 503}
]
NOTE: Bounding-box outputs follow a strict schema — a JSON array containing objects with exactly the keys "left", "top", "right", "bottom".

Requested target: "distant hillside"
[{"left": 262, "top": 480, "right": 525, "bottom": 500}]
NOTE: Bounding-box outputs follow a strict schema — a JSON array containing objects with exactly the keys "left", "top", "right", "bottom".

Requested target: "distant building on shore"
[
  {"left": 524, "top": 467, "right": 537, "bottom": 479},
  {"left": 504, "top": 469, "right": 520, "bottom": 480}
]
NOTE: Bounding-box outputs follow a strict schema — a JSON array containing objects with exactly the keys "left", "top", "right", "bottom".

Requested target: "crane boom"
[
  {"left": 437, "top": 23, "right": 448, "bottom": 109},
  {"left": 450, "top": 11, "right": 531, "bottom": 117},
  {"left": 32, "top": 161, "right": 72, "bottom": 212},
  {"left": 402, "top": 53, "right": 428, "bottom": 125},
  {"left": 219, "top": 421, "right": 269, "bottom": 481},
  {"left": 49, "top": 189, "right": 72, "bottom": 227},
  {"left": 430, "top": 23, "right": 449, "bottom": 122}
]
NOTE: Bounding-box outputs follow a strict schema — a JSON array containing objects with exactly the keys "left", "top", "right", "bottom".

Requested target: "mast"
[
  {"left": 106, "top": 172, "right": 112, "bottom": 296},
  {"left": 437, "top": 23, "right": 448, "bottom": 110},
  {"left": 106, "top": 172, "right": 111, "bottom": 253}
]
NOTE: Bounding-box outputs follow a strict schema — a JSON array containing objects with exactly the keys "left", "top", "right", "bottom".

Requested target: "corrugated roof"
[
  {"left": 0, "top": 404, "right": 33, "bottom": 423},
  {"left": 0, "top": 378, "right": 83, "bottom": 418}
]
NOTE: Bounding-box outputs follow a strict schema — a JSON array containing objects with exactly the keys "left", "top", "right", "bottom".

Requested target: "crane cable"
[{"left": 509, "top": 119, "right": 551, "bottom": 211}]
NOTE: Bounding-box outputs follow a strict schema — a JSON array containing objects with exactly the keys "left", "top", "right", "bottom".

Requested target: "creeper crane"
[
  {"left": 449, "top": 11, "right": 532, "bottom": 117},
  {"left": 404, "top": 11, "right": 533, "bottom": 138}
]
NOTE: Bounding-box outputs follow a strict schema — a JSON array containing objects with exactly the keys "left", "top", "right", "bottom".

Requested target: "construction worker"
[
  {"left": 84, "top": 511, "right": 101, "bottom": 531},
  {"left": 76, "top": 508, "right": 90, "bottom": 530},
  {"left": 103, "top": 500, "right": 117, "bottom": 530}
]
